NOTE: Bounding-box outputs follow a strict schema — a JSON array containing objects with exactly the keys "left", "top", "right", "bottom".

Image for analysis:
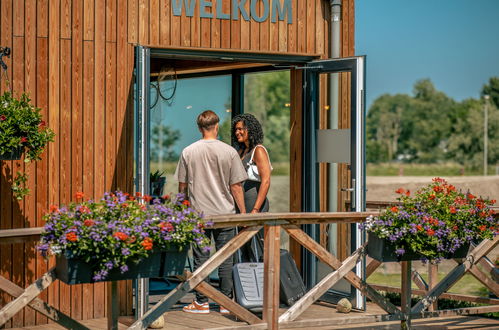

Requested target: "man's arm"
[
  {"left": 230, "top": 182, "right": 246, "bottom": 214},
  {"left": 178, "top": 182, "right": 188, "bottom": 199}
]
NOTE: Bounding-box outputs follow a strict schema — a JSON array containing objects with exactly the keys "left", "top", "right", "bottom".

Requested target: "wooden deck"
[{"left": 10, "top": 295, "right": 499, "bottom": 330}]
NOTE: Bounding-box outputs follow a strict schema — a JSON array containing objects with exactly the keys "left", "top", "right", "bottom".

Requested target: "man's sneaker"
[
  {"left": 220, "top": 306, "right": 230, "bottom": 315},
  {"left": 183, "top": 301, "right": 209, "bottom": 314}
]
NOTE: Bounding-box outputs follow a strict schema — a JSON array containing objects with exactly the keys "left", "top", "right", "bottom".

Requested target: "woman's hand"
[{"left": 250, "top": 208, "right": 259, "bottom": 214}]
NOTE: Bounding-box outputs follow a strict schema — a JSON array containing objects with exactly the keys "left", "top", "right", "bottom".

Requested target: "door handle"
[{"left": 340, "top": 187, "right": 354, "bottom": 192}]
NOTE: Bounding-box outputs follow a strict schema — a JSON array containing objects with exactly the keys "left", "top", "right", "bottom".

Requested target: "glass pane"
[
  {"left": 149, "top": 75, "right": 232, "bottom": 197},
  {"left": 243, "top": 70, "right": 291, "bottom": 248}
]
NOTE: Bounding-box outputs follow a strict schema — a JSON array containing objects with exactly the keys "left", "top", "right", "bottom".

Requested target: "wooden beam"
[
  {"left": 411, "top": 236, "right": 499, "bottom": 314},
  {"left": 0, "top": 276, "right": 89, "bottom": 329},
  {"left": 128, "top": 226, "right": 261, "bottom": 330},
  {"left": 284, "top": 225, "right": 401, "bottom": 316},
  {"left": 0, "top": 227, "right": 43, "bottom": 244},
  {"left": 428, "top": 264, "right": 439, "bottom": 311},
  {"left": 400, "top": 261, "right": 412, "bottom": 329},
  {"left": 0, "top": 269, "right": 56, "bottom": 327},
  {"left": 369, "top": 284, "right": 499, "bottom": 305},
  {"left": 365, "top": 259, "right": 381, "bottom": 278},
  {"left": 196, "top": 281, "right": 263, "bottom": 325},
  {"left": 263, "top": 225, "right": 280, "bottom": 330},
  {"left": 467, "top": 266, "right": 499, "bottom": 297},
  {"left": 279, "top": 247, "right": 363, "bottom": 323},
  {"left": 107, "top": 281, "right": 119, "bottom": 330},
  {"left": 411, "top": 270, "right": 428, "bottom": 291}
]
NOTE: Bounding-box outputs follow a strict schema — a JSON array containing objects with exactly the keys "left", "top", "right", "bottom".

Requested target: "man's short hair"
[{"left": 197, "top": 110, "right": 219, "bottom": 130}]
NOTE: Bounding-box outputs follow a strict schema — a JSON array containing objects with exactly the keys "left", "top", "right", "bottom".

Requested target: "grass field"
[{"left": 367, "top": 162, "right": 499, "bottom": 176}]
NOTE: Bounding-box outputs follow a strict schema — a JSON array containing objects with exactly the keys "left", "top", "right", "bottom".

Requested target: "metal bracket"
[{"left": 0, "top": 47, "right": 11, "bottom": 71}]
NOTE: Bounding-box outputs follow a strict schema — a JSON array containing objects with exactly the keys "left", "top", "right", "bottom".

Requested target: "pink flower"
[{"left": 0, "top": 114, "right": 6, "bottom": 121}]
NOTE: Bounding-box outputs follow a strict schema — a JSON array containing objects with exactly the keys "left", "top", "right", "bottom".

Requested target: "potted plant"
[
  {"left": 150, "top": 170, "right": 166, "bottom": 197},
  {"left": 37, "top": 191, "right": 211, "bottom": 284},
  {"left": 0, "top": 91, "right": 55, "bottom": 199},
  {"left": 363, "top": 178, "right": 498, "bottom": 262}
]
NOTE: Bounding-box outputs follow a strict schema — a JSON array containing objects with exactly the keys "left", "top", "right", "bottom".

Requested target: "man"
[{"left": 176, "top": 110, "right": 247, "bottom": 314}]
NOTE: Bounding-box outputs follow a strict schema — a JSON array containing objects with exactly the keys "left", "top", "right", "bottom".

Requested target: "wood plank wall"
[{"left": 0, "top": 0, "right": 353, "bottom": 326}]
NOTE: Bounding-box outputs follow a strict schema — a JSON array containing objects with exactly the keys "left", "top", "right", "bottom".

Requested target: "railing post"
[
  {"left": 428, "top": 264, "right": 438, "bottom": 311},
  {"left": 401, "top": 261, "right": 412, "bottom": 330},
  {"left": 263, "top": 224, "right": 281, "bottom": 330}
]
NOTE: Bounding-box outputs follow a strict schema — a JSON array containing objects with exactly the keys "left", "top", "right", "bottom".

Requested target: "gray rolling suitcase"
[
  {"left": 232, "top": 262, "right": 264, "bottom": 311},
  {"left": 233, "top": 230, "right": 265, "bottom": 311}
]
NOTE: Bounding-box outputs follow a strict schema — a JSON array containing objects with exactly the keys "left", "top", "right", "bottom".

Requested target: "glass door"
[{"left": 302, "top": 56, "right": 366, "bottom": 309}]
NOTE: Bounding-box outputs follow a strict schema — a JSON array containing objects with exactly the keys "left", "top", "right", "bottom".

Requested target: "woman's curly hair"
[{"left": 231, "top": 114, "right": 264, "bottom": 151}]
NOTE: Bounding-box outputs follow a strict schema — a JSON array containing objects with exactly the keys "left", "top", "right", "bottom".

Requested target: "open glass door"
[{"left": 302, "top": 56, "right": 366, "bottom": 309}]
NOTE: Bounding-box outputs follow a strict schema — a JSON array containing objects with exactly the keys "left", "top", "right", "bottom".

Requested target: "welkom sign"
[{"left": 172, "top": 0, "right": 293, "bottom": 23}]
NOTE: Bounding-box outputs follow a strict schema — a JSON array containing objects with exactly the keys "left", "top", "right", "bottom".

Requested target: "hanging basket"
[
  {"left": 55, "top": 248, "right": 188, "bottom": 284},
  {"left": 0, "top": 147, "right": 23, "bottom": 160},
  {"left": 367, "top": 232, "right": 470, "bottom": 262}
]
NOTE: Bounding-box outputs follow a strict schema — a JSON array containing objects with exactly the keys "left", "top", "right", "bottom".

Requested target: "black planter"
[
  {"left": 367, "top": 232, "right": 470, "bottom": 262},
  {"left": 150, "top": 177, "right": 166, "bottom": 197},
  {"left": 0, "top": 147, "right": 23, "bottom": 160},
  {"left": 56, "top": 249, "right": 188, "bottom": 284}
]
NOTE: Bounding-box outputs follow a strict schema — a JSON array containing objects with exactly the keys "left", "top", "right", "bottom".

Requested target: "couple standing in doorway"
[{"left": 175, "top": 110, "right": 272, "bottom": 314}]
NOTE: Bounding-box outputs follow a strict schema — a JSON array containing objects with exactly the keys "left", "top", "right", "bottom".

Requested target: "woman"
[
  {"left": 231, "top": 113, "right": 272, "bottom": 214},
  {"left": 231, "top": 114, "right": 272, "bottom": 262}
]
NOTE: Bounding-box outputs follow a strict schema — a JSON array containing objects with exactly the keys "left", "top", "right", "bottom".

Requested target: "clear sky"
[{"left": 356, "top": 0, "right": 499, "bottom": 109}]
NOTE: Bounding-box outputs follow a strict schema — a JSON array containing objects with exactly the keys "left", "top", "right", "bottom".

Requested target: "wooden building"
[{"left": 0, "top": 0, "right": 360, "bottom": 327}]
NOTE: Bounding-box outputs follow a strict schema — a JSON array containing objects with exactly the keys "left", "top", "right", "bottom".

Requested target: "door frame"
[{"left": 301, "top": 56, "right": 366, "bottom": 309}]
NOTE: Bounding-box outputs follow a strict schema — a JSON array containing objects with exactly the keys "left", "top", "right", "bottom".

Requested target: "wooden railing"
[{"left": 1, "top": 210, "right": 498, "bottom": 330}]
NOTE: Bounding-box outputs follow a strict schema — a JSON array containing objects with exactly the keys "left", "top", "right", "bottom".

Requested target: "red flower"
[
  {"left": 0, "top": 114, "right": 6, "bottom": 121},
  {"left": 39, "top": 120, "right": 46, "bottom": 127},
  {"left": 449, "top": 206, "right": 457, "bottom": 214},
  {"left": 433, "top": 185, "right": 443, "bottom": 193},
  {"left": 467, "top": 193, "right": 475, "bottom": 200},
  {"left": 429, "top": 194, "right": 436, "bottom": 200},
  {"left": 113, "top": 232, "right": 129, "bottom": 241},
  {"left": 143, "top": 195, "right": 152, "bottom": 202},
  {"left": 432, "top": 177, "right": 445, "bottom": 183},
  {"left": 20, "top": 137, "right": 28, "bottom": 143},
  {"left": 491, "top": 199, "right": 497, "bottom": 205},
  {"left": 160, "top": 222, "right": 174, "bottom": 232},
  {"left": 183, "top": 200, "right": 190, "bottom": 207},
  {"left": 141, "top": 237, "right": 153, "bottom": 250},
  {"left": 75, "top": 191, "right": 85, "bottom": 199},
  {"left": 427, "top": 229, "right": 435, "bottom": 236},
  {"left": 405, "top": 190, "right": 410, "bottom": 196},
  {"left": 66, "top": 232, "right": 78, "bottom": 242},
  {"left": 83, "top": 219, "right": 95, "bottom": 227},
  {"left": 416, "top": 225, "right": 423, "bottom": 231},
  {"left": 79, "top": 205, "right": 90, "bottom": 214},
  {"left": 479, "top": 225, "right": 487, "bottom": 232},
  {"left": 453, "top": 225, "right": 458, "bottom": 231},
  {"left": 395, "top": 188, "right": 405, "bottom": 194},
  {"left": 49, "top": 204, "right": 59, "bottom": 213},
  {"left": 162, "top": 194, "right": 170, "bottom": 200}
]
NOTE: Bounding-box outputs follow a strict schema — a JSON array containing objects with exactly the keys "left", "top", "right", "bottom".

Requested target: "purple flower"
[
  {"left": 395, "top": 248, "right": 405, "bottom": 256},
  {"left": 120, "top": 265, "right": 129, "bottom": 273}
]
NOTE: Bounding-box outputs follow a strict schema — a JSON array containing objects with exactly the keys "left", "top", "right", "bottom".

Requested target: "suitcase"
[
  {"left": 233, "top": 229, "right": 306, "bottom": 309},
  {"left": 232, "top": 262, "right": 264, "bottom": 311},
  {"left": 279, "top": 249, "right": 306, "bottom": 306}
]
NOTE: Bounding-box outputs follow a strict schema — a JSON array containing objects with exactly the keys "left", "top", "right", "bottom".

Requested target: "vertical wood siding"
[{"left": 0, "top": 0, "right": 354, "bottom": 326}]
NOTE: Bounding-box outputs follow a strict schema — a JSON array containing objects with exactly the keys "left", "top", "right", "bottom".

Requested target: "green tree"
[
  {"left": 481, "top": 77, "right": 499, "bottom": 109},
  {"left": 150, "top": 124, "right": 181, "bottom": 162}
]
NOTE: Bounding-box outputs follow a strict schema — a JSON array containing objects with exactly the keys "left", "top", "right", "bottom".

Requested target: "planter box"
[
  {"left": 0, "top": 147, "right": 23, "bottom": 160},
  {"left": 367, "top": 232, "right": 470, "bottom": 262},
  {"left": 56, "top": 249, "right": 188, "bottom": 284}
]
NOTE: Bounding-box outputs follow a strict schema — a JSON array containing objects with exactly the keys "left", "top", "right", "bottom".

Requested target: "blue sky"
[{"left": 356, "top": 0, "right": 499, "bottom": 109}]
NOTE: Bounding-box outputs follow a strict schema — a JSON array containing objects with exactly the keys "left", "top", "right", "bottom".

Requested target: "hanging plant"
[{"left": 0, "top": 91, "right": 55, "bottom": 199}]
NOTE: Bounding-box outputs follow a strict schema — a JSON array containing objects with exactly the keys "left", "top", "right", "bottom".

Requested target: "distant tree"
[
  {"left": 150, "top": 124, "right": 181, "bottom": 162},
  {"left": 481, "top": 77, "right": 499, "bottom": 109}
]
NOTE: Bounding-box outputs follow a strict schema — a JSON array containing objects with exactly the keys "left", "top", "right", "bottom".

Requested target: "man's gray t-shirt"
[{"left": 175, "top": 139, "right": 248, "bottom": 216}]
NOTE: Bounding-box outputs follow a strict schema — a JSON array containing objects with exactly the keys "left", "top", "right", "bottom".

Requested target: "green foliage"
[
  {"left": 150, "top": 124, "right": 181, "bottom": 162},
  {"left": 38, "top": 191, "right": 210, "bottom": 281},
  {"left": 366, "top": 162, "right": 482, "bottom": 176},
  {"left": 482, "top": 77, "right": 499, "bottom": 109},
  {"left": 367, "top": 77, "right": 499, "bottom": 168},
  {"left": 244, "top": 71, "right": 290, "bottom": 162},
  {"left": 364, "top": 178, "right": 497, "bottom": 261},
  {"left": 0, "top": 91, "right": 55, "bottom": 199}
]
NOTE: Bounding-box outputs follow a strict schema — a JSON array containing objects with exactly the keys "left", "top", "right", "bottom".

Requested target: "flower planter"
[
  {"left": 0, "top": 147, "right": 23, "bottom": 160},
  {"left": 56, "top": 249, "right": 188, "bottom": 284},
  {"left": 367, "top": 232, "right": 470, "bottom": 262}
]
